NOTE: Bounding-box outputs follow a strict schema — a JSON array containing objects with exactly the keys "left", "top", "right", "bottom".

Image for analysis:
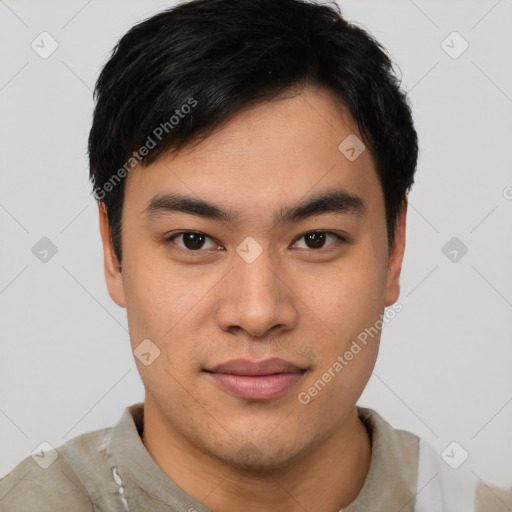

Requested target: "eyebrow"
[{"left": 142, "top": 188, "right": 366, "bottom": 227}]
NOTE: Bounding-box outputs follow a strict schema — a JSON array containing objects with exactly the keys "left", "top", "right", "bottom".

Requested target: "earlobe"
[
  {"left": 98, "top": 203, "right": 126, "bottom": 308},
  {"left": 384, "top": 202, "right": 407, "bottom": 307}
]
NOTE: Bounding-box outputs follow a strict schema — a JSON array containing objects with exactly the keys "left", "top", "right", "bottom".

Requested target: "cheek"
[
  {"left": 123, "top": 256, "right": 213, "bottom": 389},
  {"left": 309, "top": 251, "right": 388, "bottom": 337},
  {"left": 123, "top": 248, "right": 202, "bottom": 339},
  {"left": 295, "top": 244, "right": 387, "bottom": 403},
  {"left": 124, "top": 268, "right": 201, "bottom": 397},
  {"left": 295, "top": 258, "right": 385, "bottom": 417}
]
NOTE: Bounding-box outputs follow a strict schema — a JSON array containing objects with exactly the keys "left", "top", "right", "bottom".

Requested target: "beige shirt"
[{"left": 0, "top": 403, "right": 508, "bottom": 511}]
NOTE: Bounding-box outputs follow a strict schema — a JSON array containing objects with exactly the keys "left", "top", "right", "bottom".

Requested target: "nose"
[{"left": 214, "top": 244, "right": 299, "bottom": 338}]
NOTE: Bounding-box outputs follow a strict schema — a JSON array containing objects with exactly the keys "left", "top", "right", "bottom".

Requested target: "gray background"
[{"left": 1, "top": 0, "right": 511, "bottom": 488}]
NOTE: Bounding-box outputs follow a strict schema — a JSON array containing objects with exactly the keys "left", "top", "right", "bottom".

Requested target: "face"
[{"left": 99, "top": 83, "right": 406, "bottom": 471}]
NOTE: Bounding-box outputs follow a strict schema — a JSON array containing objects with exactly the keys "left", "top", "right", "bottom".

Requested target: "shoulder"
[
  {"left": 356, "top": 405, "right": 420, "bottom": 466},
  {"left": 475, "top": 482, "right": 512, "bottom": 512},
  {"left": 355, "top": 406, "right": 484, "bottom": 511},
  {"left": 352, "top": 406, "right": 420, "bottom": 511},
  {"left": 0, "top": 426, "right": 111, "bottom": 512},
  {"left": 414, "top": 437, "right": 512, "bottom": 511}
]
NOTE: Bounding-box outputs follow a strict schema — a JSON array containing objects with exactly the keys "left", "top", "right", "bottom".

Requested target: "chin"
[{"left": 212, "top": 437, "right": 308, "bottom": 474}]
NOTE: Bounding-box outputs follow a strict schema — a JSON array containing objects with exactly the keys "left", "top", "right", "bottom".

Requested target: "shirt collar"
[{"left": 107, "top": 403, "right": 419, "bottom": 511}]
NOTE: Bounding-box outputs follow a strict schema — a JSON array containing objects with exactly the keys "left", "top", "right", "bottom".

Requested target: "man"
[{"left": 0, "top": 0, "right": 504, "bottom": 510}]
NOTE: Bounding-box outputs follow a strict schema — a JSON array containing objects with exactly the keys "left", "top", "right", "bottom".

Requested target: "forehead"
[{"left": 124, "top": 84, "right": 382, "bottom": 220}]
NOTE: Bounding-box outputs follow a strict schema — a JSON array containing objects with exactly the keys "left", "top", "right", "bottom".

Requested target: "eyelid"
[
  {"left": 291, "top": 231, "right": 347, "bottom": 251},
  {"left": 164, "top": 230, "right": 348, "bottom": 254},
  {"left": 164, "top": 231, "right": 221, "bottom": 253}
]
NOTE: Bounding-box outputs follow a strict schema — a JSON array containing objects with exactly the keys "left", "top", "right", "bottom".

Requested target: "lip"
[
  {"left": 206, "top": 357, "right": 306, "bottom": 376},
  {"left": 204, "top": 358, "right": 307, "bottom": 401}
]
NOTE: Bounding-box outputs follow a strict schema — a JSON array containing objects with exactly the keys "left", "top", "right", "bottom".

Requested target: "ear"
[
  {"left": 385, "top": 201, "right": 407, "bottom": 307},
  {"left": 98, "top": 203, "right": 126, "bottom": 308}
]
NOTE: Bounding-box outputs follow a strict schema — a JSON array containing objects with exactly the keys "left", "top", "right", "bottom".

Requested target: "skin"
[{"left": 98, "top": 83, "right": 407, "bottom": 512}]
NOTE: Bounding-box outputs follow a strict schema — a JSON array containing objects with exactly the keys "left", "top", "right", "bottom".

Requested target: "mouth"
[{"left": 202, "top": 358, "right": 308, "bottom": 401}]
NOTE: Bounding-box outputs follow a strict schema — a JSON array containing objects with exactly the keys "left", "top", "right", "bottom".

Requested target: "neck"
[{"left": 142, "top": 400, "right": 371, "bottom": 512}]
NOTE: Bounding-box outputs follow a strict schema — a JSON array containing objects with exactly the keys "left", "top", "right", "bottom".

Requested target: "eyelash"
[{"left": 163, "top": 230, "right": 348, "bottom": 255}]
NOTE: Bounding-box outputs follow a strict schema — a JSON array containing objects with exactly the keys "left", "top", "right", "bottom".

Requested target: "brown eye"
[
  {"left": 166, "top": 232, "right": 218, "bottom": 252},
  {"left": 293, "top": 231, "right": 343, "bottom": 250}
]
